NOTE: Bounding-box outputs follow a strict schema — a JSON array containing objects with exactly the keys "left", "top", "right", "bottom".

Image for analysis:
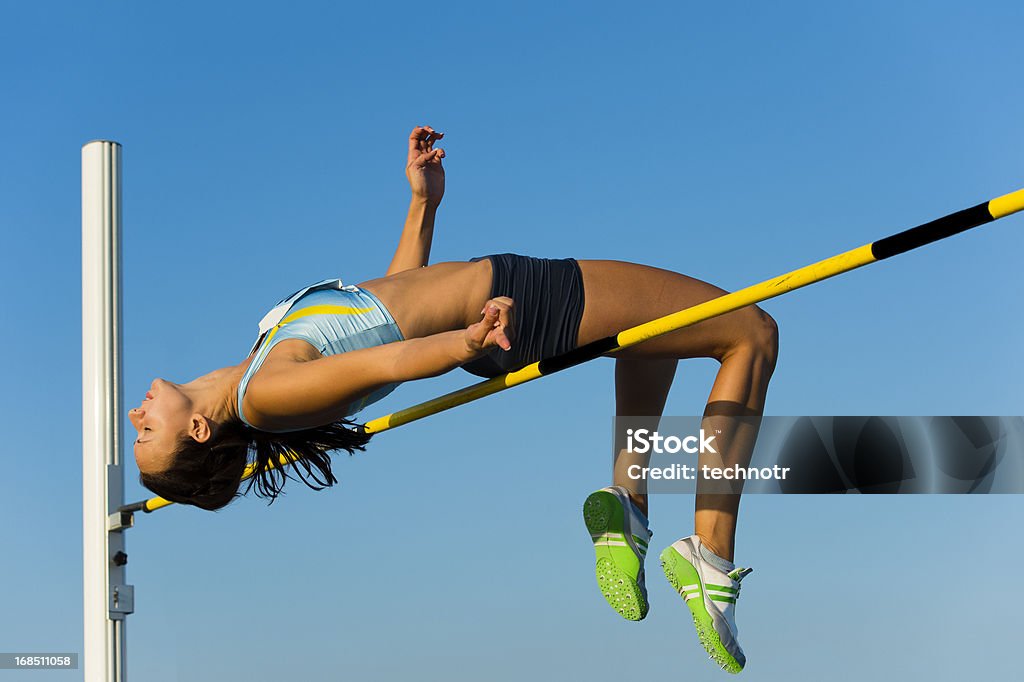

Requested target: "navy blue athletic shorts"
[{"left": 461, "top": 253, "right": 586, "bottom": 379}]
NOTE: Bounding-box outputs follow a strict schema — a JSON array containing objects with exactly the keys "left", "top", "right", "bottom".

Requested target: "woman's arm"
[
  {"left": 386, "top": 125, "right": 446, "bottom": 276},
  {"left": 386, "top": 197, "right": 438, "bottom": 276},
  {"left": 243, "top": 297, "right": 514, "bottom": 431}
]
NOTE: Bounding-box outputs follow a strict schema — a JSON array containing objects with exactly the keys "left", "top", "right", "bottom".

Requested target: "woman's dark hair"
[{"left": 138, "top": 417, "right": 372, "bottom": 511}]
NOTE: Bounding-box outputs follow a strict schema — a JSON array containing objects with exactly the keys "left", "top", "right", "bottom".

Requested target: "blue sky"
[{"left": 2, "top": 1, "right": 1023, "bottom": 680}]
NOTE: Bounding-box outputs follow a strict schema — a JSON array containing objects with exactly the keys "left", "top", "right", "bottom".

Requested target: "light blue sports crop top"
[{"left": 237, "top": 283, "right": 405, "bottom": 432}]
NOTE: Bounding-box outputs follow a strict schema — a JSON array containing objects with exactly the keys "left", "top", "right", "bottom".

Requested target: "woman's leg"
[
  {"left": 576, "top": 259, "right": 779, "bottom": 562},
  {"left": 613, "top": 357, "right": 677, "bottom": 519}
]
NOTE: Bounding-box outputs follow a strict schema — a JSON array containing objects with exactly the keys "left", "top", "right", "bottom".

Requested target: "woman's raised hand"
[
  {"left": 406, "top": 125, "right": 445, "bottom": 206},
  {"left": 464, "top": 297, "right": 515, "bottom": 356}
]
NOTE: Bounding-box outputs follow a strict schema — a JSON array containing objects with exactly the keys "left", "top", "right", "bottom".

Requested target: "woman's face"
[{"left": 129, "top": 378, "right": 195, "bottom": 474}]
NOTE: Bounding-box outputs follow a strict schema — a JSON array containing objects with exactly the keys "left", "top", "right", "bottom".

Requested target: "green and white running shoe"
[
  {"left": 582, "top": 486, "right": 652, "bottom": 621},
  {"left": 660, "top": 535, "right": 753, "bottom": 674}
]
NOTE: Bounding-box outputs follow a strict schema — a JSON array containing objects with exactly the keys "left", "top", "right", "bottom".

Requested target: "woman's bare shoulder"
[{"left": 242, "top": 339, "right": 324, "bottom": 430}]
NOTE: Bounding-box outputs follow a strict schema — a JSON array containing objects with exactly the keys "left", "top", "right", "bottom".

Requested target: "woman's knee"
[
  {"left": 750, "top": 307, "right": 779, "bottom": 366},
  {"left": 724, "top": 306, "right": 779, "bottom": 366}
]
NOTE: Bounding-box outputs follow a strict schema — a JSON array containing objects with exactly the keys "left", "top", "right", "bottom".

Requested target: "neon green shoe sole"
[
  {"left": 583, "top": 489, "right": 649, "bottom": 621},
  {"left": 660, "top": 544, "right": 745, "bottom": 674}
]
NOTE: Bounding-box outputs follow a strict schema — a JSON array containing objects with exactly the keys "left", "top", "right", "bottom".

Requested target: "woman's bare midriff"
[{"left": 358, "top": 258, "right": 494, "bottom": 340}]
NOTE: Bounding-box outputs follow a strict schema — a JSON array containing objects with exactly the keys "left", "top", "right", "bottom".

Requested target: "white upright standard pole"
[{"left": 82, "top": 141, "right": 133, "bottom": 682}]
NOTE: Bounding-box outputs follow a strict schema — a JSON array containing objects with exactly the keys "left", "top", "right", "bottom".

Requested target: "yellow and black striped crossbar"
[{"left": 124, "top": 187, "right": 1024, "bottom": 514}]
